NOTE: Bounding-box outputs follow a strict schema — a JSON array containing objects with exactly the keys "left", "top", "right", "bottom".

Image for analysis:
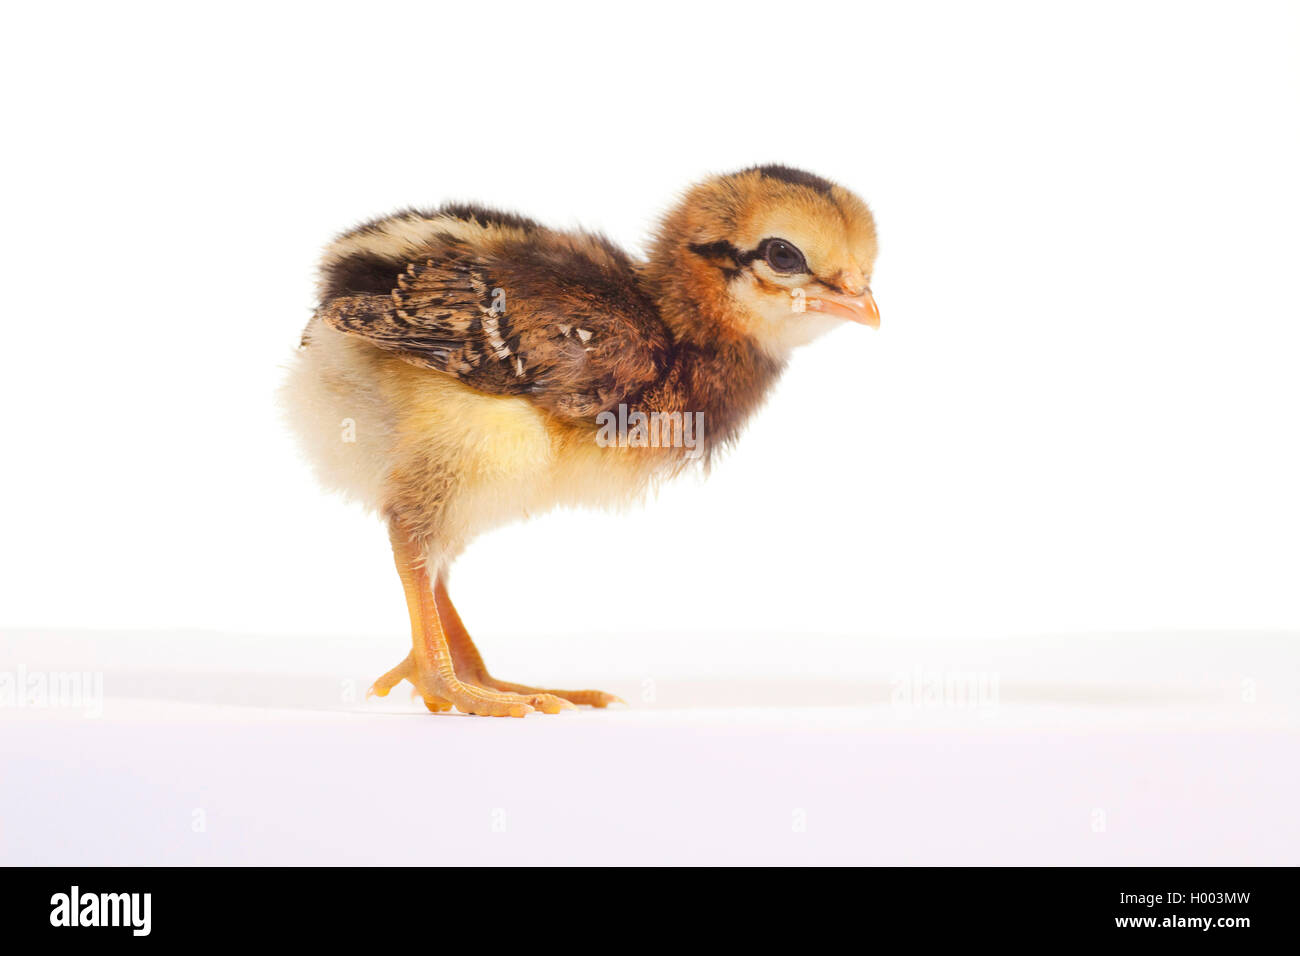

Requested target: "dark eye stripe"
[{"left": 688, "top": 237, "right": 810, "bottom": 278}]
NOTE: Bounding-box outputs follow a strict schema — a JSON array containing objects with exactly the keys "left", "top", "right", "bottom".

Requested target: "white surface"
[
  {"left": 1, "top": 2, "right": 1299, "bottom": 641},
  {"left": 3, "top": 628, "right": 1296, "bottom": 865}
]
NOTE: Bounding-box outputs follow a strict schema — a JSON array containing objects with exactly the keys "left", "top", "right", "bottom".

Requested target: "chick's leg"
[
  {"left": 435, "top": 576, "right": 624, "bottom": 709},
  {"left": 368, "top": 522, "right": 570, "bottom": 717}
]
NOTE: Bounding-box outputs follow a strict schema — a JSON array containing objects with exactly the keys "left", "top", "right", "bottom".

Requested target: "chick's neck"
[{"left": 634, "top": 272, "right": 787, "bottom": 457}]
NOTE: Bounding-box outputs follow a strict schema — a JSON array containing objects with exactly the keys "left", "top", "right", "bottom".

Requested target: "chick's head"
[{"left": 647, "top": 165, "right": 879, "bottom": 356}]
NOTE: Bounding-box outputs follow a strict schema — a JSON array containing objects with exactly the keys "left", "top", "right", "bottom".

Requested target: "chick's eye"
[{"left": 764, "top": 239, "right": 807, "bottom": 274}]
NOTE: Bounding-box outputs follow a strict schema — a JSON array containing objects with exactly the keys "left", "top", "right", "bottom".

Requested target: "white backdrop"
[{"left": 2, "top": 1, "right": 1297, "bottom": 643}]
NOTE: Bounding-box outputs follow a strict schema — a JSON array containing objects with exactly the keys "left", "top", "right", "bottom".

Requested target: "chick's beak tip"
[{"left": 807, "top": 289, "right": 880, "bottom": 329}]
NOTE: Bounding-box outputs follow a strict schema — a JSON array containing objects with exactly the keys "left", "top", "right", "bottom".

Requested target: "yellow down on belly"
[{"left": 384, "top": 352, "right": 662, "bottom": 561}]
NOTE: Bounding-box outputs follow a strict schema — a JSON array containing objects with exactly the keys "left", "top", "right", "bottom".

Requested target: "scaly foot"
[
  {"left": 431, "top": 578, "right": 622, "bottom": 708},
  {"left": 479, "top": 676, "right": 623, "bottom": 709},
  {"left": 368, "top": 654, "right": 575, "bottom": 717}
]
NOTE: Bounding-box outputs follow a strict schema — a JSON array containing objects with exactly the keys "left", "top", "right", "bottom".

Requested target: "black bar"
[{"left": 1, "top": 866, "right": 1290, "bottom": 943}]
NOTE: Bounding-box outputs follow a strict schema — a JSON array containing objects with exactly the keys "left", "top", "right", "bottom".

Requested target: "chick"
[{"left": 283, "top": 165, "right": 879, "bottom": 716}]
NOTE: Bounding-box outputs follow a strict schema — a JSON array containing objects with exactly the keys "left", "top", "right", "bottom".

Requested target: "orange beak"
[{"left": 807, "top": 288, "right": 880, "bottom": 328}]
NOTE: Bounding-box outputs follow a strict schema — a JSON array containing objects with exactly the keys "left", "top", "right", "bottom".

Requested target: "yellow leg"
[
  {"left": 367, "top": 522, "right": 575, "bottom": 717},
  {"left": 370, "top": 652, "right": 451, "bottom": 711},
  {"left": 434, "top": 575, "right": 624, "bottom": 709}
]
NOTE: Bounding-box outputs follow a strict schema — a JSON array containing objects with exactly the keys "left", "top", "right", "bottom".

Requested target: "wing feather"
[{"left": 319, "top": 231, "right": 670, "bottom": 421}]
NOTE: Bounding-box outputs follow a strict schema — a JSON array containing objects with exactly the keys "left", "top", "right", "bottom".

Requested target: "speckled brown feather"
[{"left": 320, "top": 229, "right": 672, "bottom": 422}]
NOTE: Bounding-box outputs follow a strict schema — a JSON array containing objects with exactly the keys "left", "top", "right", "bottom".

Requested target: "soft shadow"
[
  {"left": 102, "top": 671, "right": 365, "bottom": 713},
  {"left": 97, "top": 671, "right": 1224, "bottom": 713},
  {"left": 643, "top": 678, "right": 1222, "bottom": 709}
]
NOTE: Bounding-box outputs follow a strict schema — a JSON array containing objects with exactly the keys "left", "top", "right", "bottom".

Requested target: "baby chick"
[{"left": 283, "top": 165, "right": 879, "bottom": 716}]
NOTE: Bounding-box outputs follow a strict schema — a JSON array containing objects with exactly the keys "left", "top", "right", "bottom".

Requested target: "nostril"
[
  {"left": 820, "top": 275, "right": 866, "bottom": 297},
  {"left": 828, "top": 271, "right": 869, "bottom": 297}
]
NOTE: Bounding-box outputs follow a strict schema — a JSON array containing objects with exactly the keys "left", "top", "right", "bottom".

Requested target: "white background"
[
  {"left": 2, "top": 0, "right": 1297, "bottom": 642},
  {"left": 2, "top": 0, "right": 1298, "bottom": 870}
]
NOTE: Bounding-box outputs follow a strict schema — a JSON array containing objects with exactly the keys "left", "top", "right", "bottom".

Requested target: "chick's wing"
[{"left": 320, "top": 232, "right": 671, "bottom": 421}]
